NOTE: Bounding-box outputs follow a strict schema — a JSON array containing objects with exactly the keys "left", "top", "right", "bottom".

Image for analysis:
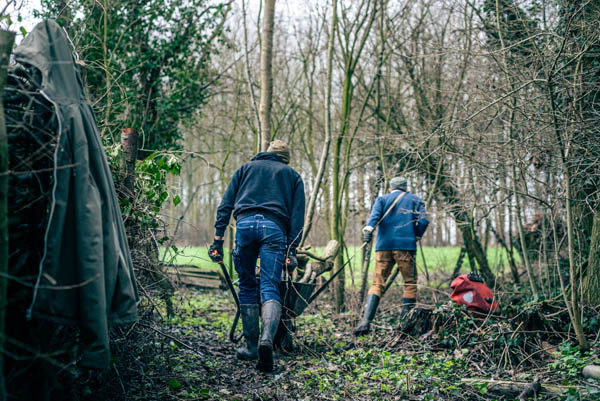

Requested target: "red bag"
[{"left": 450, "top": 273, "right": 500, "bottom": 315}]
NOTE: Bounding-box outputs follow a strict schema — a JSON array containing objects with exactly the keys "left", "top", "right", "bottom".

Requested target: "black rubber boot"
[
  {"left": 257, "top": 300, "right": 282, "bottom": 372},
  {"left": 278, "top": 318, "right": 294, "bottom": 353},
  {"left": 400, "top": 297, "right": 416, "bottom": 318},
  {"left": 353, "top": 294, "right": 380, "bottom": 336},
  {"left": 236, "top": 304, "right": 259, "bottom": 360}
]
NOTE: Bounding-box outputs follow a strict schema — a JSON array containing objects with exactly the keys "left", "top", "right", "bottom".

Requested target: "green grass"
[
  {"left": 160, "top": 245, "right": 227, "bottom": 268},
  {"left": 161, "top": 245, "right": 519, "bottom": 287}
]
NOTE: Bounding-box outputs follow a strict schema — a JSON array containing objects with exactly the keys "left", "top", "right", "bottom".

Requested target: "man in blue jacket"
[
  {"left": 209, "top": 140, "right": 305, "bottom": 372},
  {"left": 354, "top": 176, "right": 429, "bottom": 336}
]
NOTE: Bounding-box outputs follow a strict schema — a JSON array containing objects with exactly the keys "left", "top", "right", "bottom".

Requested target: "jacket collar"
[{"left": 251, "top": 152, "right": 285, "bottom": 163}]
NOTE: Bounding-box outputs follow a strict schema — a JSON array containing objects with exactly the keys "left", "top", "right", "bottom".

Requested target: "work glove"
[
  {"left": 362, "top": 226, "right": 374, "bottom": 243},
  {"left": 208, "top": 239, "right": 224, "bottom": 263},
  {"left": 285, "top": 253, "right": 298, "bottom": 274}
]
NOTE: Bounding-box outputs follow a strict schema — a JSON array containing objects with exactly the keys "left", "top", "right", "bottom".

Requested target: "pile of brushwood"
[
  {"left": 58, "top": 282, "right": 599, "bottom": 401},
  {"left": 2, "top": 63, "right": 175, "bottom": 401}
]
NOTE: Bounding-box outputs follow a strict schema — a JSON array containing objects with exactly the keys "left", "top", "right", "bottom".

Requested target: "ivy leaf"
[{"left": 168, "top": 378, "right": 182, "bottom": 390}]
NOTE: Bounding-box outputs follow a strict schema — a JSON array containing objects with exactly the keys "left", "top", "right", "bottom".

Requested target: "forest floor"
[{"left": 83, "top": 282, "right": 600, "bottom": 401}]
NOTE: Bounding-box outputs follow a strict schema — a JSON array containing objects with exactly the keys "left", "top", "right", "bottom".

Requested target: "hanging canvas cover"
[{"left": 13, "top": 20, "right": 139, "bottom": 369}]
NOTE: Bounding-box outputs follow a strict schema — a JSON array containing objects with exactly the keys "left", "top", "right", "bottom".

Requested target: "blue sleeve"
[
  {"left": 414, "top": 198, "right": 429, "bottom": 238},
  {"left": 366, "top": 196, "right": 385, "bottom": 228},
  {"left": 287, "top": 175, "right": 306, "bottom": 250},
  {"left": 215, "top": 168, "right": 242, "bottom": 237}
]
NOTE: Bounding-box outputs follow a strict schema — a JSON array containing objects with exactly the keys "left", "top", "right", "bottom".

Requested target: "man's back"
[
  {"left": 215, "top": 151, "right": 305, "bottom": 249},
  {"left": 367, "top": 191, "right": 428, "bottom": 251},
  {"left": 232, "top": 153, "right": 302, "bottom": 225}
]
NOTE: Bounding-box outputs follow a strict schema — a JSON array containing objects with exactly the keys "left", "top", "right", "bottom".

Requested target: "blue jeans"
[{"left": 233, "top": 215, "right": 286, "bottom": 304}]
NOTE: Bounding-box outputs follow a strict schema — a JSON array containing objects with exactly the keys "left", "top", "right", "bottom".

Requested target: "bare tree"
[{"left": 259, "top": 0, "right": 276, "bottom": 151}]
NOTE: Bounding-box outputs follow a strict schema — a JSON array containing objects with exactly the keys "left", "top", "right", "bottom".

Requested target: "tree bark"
[
  {"left": 241, "top": 0, "right": 261, "bottom": 153},
  {"left": 300, "top": 0, "right": 336, "bottom": 247},
  {"left": 258, "top": 0, "right": 276, "bottom": 151},
  {"left": 121, "top": 128, "right": 138, "bottom": 196},
  {"left": 583, "top": 212, "right": 600, "bottom": 305},
  {"left": 0, "top": 29, "right": 16, "bottom": 398}
]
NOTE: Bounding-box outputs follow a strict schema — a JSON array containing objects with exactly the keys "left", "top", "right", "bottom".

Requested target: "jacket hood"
[
  {"left": 252, "top": 152, "right": 285, "bottom": 163},
  {"left": 14, "top": 20, "right": 86, "bottom": 102}
]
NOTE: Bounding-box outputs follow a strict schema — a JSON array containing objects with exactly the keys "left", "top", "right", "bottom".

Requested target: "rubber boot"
[
  {"left": 236, "top": 304, "right": 259, "bottom": 360},
  {"left": 257, "top": 300, "right": 282, "bottom": 372},
  {"left": 400, "top": 297, "right": 416, "bottom": 318},
  {"left": 353, "top": 294, "right": 380, "bottom": 336},
  {"left": 278, "top": 318, "right": 294, "bottom": 353}
]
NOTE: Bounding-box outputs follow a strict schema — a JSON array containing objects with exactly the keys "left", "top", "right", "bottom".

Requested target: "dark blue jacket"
[
  {"left": 366, "top": 190, "right": 429, "bottom": 251},
  {"left": 215, "top": 152, "right": 305, "bottom": 249}
]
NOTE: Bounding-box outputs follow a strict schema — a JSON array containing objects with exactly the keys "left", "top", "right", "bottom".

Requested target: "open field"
[{"left": 160, "top": 245, "right": 520, "bottom": 287}]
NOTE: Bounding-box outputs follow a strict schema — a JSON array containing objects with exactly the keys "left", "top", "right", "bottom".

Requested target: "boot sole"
[{"left": 257, "top": 344, "right": 273, "bottom": 372}]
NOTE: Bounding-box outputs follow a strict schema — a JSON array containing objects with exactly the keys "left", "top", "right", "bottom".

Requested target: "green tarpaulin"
[{"left": 14, "top": 20, "right": 139, "bottom": 369}]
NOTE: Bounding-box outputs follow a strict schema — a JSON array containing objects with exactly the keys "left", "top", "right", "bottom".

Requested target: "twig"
[
  {"left": 138, "top": 323, "right": 214, "bottom": 370},
  {"left": 136, "top": 279, "right": 165, "bottom": 321}
]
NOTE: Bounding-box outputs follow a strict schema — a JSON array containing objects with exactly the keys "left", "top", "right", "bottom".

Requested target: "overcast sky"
[{"left": 3, "top": 0, "right": 41, "bottom": 43}]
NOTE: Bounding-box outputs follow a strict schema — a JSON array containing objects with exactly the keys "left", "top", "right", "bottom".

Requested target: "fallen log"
[
  {"left": 460, "top": 378, "right": 588, "bottom": 398},
  {"left": 583, "top": 365, "right": 600, "bottom": 380},
  {"left": 517, "top": 377, "right": 541, "bottom": 401},
  {"left": 298, "top": 240, "right": 339, "bottom": 283}
]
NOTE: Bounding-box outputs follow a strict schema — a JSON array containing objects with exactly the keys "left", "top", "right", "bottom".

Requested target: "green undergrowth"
[
  {"left": 127, "top": 289, "right": 600, "bottom": 401},
  {"left": 297, "top": 349, "right": 464, "bottom": 400},
  {"left": 161, "top": 292, "right": 235, "bottom": 339}
]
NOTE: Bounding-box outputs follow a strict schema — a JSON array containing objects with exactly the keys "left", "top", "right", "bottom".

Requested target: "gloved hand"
[
  {"left": 285, "top": 254, "right": 298, "bottom": 274},
  {"left": 208, "top": 239, "right": 224, "bottom": 263},
  {"left": 362, "top": 226, "right": 374, "bottom": 243}
]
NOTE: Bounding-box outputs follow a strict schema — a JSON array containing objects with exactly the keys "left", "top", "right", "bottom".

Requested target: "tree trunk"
[
  {"left": 241, "top": 0, "right": 261, "bottom": 153},
  {"left": 0, "top": 29, "right": 16, "bottom": 398},
  {"left": 300, "top": 0, "right": 336, "bottom": 247},
  {"left": 329, "top": 0, "right": 378, "bottom": 312},
  {"left": 258, "top": 0, "right": 276, "bottom": 151},
  {"left": 582, "top": 212, "right": 600, "bottom": 306},
  {"left": 583, "top": 212, "right": 600, "bottom": 305},
  {"left": 121, "top": 128, "right": 138, "bottom": 197},
  {"left": 512, "top": 165, "right": 540, "bottom": 298}
]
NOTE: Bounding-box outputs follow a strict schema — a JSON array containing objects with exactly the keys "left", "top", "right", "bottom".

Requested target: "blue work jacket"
[{"left": 366, "top": 190, "right": 429, "bottom": 251}]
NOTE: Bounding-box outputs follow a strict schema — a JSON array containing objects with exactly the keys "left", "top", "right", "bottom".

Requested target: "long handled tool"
[{"left": 210, "top": 250, "right": 243, "bottom": 343}]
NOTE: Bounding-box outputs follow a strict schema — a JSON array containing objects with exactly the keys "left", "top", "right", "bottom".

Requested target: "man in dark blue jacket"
[
  {"left": 354, "top": 177, "right": 429, "bottom": 336},
  {"left": 209, "top": 140, "right": 305, "bottom": 372}
]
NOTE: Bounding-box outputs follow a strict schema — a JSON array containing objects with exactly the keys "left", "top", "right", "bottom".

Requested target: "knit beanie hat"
[
  {"left": 267, "top": 140, "right": 290, "bottom": 164},
  {"left": 390, "top": 176, "right": 407, "bottom": 190}
]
